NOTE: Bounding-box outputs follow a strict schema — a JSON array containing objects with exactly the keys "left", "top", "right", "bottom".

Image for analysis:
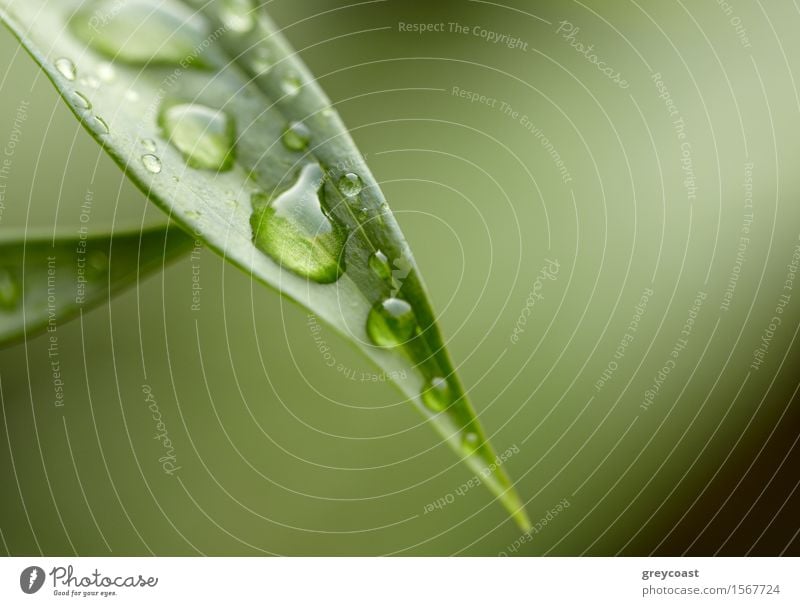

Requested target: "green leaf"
[
  {"left": 0, "top": 0, "right": 531, "bottom": 530},
  {"left": 0, "top": 226, "right": 193, "bottom": 345}
]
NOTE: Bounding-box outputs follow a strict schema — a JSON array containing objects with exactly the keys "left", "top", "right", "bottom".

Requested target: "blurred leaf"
[
  {"left": 0, "top": 0, "right": 530, "bottom": 530},
  {"left": 0, "top": 226, "right": 193, "bottom": 345}
]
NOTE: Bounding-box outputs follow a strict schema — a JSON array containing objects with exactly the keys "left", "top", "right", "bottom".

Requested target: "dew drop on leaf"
[
  {"left": 88, "top": 115, "right": 109, "bottom": 134},
  {"left": 366, "top": 297, "right": 417, "bottom": 347},
  {"left": 251, "top": 47, "right": 272, "bottom": 74},
  {"left": 369, "top": 250, "right": 392, "bottom": 281},
  {"left": 338, "top": 172, "right": 363, "bottom": 198},
  {"left": 421, "top": 376, "right": 452, "bottom": 413},
  {"left": 54, "top": 57, "right": 76, "bottom": 81},
  {"left": 462, "top": 431, "right": 480, "bottom": 454},
  {"left": 218, "top": 0, "right": 255, "bottom": 33},
  {"left": 142, "top": 138, "right": 157, "bottom": 152},
  {"left": 71, "top": 91, "right": 92, "bottom": 110},
  {"left": 250, "top": 164, "right": 347, "bottom": 284},
  {"left": 0, "top": 269, "right": 21, "bottom": 310},
  {"left": 282, "top": 121, "right": 311, "bottom": 152},
  {"left": 280, "top": 73, "right": 302, "bottom": 97},
  {"left": 141, "top": 154, "right": 162, "bottom": 174},
  {"left": 69, "top": 0, "right": 210, "bottom": 68},
  {"left": 158, "top": 103, "right": 236, "bottom": 171}
]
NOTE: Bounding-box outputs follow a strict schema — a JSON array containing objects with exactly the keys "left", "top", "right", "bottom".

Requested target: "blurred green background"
[{"left": 1, "top": 0, "right": 799, "bottom": 555}]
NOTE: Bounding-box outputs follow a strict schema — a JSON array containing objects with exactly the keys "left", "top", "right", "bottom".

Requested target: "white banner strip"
[{"left": 0, "top": 557, "right": 797, "bottom": 605}]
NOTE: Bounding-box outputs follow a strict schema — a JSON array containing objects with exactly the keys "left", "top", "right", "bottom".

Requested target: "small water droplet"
[
  {"left": 219, "top": 0, "right": 255, "bottom": 33},
  {"left": 421, "top": 377, "right": 452, "bottom": 413},
  {"left": 0, "top": 269, "right": 21, "bottom": 310},
  {"left": 282, "top": 121, "right": 310, "bottom": 152},
  {"left": 462, "top": 431, "right": 480, "bottom": 454},
  {"left": 281, "top": 73, "right": 302, "bottom": 97},
  {"left": 54, "top": 57, "right": 77, "bottom": 81},
  {"left": 71, "top": 91, "right": 92, "bottom": 110},
  {"left": 369, "top": 250, "right": 392, "bottom": 281},
  {"left": 366, "top": 297, "right": 417, "bottom": 347},
  {"left": 89, "top": 115, "right": 109, "bottom": 134},
  {"left": 251, "top": 47, "right": 272, "bottom": 74},
  {"left": 142, "top": 138, "right": 157, "bottom": 152},
  {"left": 80, "top": 75, "right": 100, "bottom": 89},
  {"left": 158, "top": 103, "right": 236, "bottom": 171},
  {"left": 141, "top": 154, "right": 162, "bottom": 174},
  {"left": 322, "top": 107, "right": 335, "bottom": 119},
  {"left": 250, "top": 163, "right": 347, "bottom": 284},
  {"left": 97, "top": 63, "right": 115, "bottom": 82},
  {"left": 338, "top": 172, "right": 363, "bottom": 198}
]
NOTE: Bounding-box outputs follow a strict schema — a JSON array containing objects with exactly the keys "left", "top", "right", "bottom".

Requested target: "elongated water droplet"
[
  {"left": 369, "top": 250, "right": 392, "bottom": 281},
  {"left": 54, "top": 57, "right": 77, "bottom": 81},
  {"left": 142, "top": 138, "right": 157, "bottom": 152},
  {"left": 71, "top": 91, "right": 91, "bottom": 110},
  {"left": 338, "top": 172, "right": 363, "bottom": 198},
  {"left": 219, "top": 0, "right": 255, "bottom": 33},
  {"left": 421, "top": 377, "right": 452, "bottom": 413},
  {"left": 141, "top": 154, "right": 162, "bottom": 174},
  {"left": 69, "top": 0, "right": 210, "bottom": 68},
  {"left": 88, "top": 115, "right": 109, "bottom": 134},
  {"left": 158, "top": 103, "right": 235, "bottom": 171},
  {"left": 250, "top": 164, "right": 346, "bottom": 283},
  {"left": 367, "top": 297, "right": 417, "bottom": 347},
  {"left": 0, "top": 269, "right": 20, "bottom": 310},
  {"left": 282, "top": 121, "right": 310, "bottom": 152}
]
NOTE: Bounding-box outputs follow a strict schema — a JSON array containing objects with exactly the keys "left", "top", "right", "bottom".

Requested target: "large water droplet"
[
  {"left": 54, "top": 57, "right": 77, "bottom": 81},
  {"left": 421, "top": 377, "right": 452, "bottom": 413},
  {"left": 158, "top": 103, "right": 235, "bottom": 171},
  {"left": 367, "top": 297, "right": 417, "bottom": 347},
  {"left": 369, "top": 250, "right": 392, "bottom": 281},
  {"left": 250, "top": 164, "right": 347, "bottom": 284},
  {"left": 69, "top": 0, "right": 210, "bottom": 68},
  {"left": 282, "top": 121, "right": 310, "bottom": 152},
  {"left": 338, "top": 172, "right": 363, "bottom": 198},
  {"left": 141, "top": 154, "right": 162, "bottom": 174},
  {"left": 219, "top": 0, "right": 255, "bottom": 33},
  {"left": 0, "top": 269, "right": 20, "bottom": 310}
]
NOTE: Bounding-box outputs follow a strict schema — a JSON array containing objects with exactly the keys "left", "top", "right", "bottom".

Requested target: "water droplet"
[
  {"left": 69, "top": 1, "right": 210, "bottom": 68},
  {"left": 251, "top": 47, "right": 272, "bottom": 74},
  {"left": 158, "top": 103, "right": 236, "bottom": 171},
  {"left": 54, "top": 57, "right": 77, "bottom": 81},
  {"left": 0, "top": 269, "right": 20, "bottom": 310},
  {"left": 71, "top": 91, "right": 92, "bottom": 110},
  {"left": 80, "top": 75, "right": 100, "bottom": 89},
  {"left": 141, "top": 154, "right": 162, "bottom": 174},
  {"left": 462, "top": 431, "right": 480, "bottom": 454},
  {"left": 322, "top": 107, "right": 335, "bottom": 119},
  {"left": 366, "top": 297, "right": 417, "bottom": 347},
  {"left": 250, "top": 163, "right": 347, "bottom": 284},
  {"left": 421, "top": 377, "right": 452, "bottom": 413},
  {"left": 280, "top": 73, "right": 302, "bottom": 97},
  {"left": 97, "top": 63, "right": 115, "bottom": 82},
  {"left": 89, "top": 115, "right": 109, "bottom": 134},
  {"left": 219, "top": 0, "right": 255, "bottom": 33},
  {"left": 369, "top": 250, "right": 392, "bottom": 281},
  {"left": 142, "top": 138, "right": 157, "bottom": 152},
  {"left": 282, "top": 121, "right": 310, "bottom": 152},
  {"left": 338, "top": 172, "right": 363, "bottom": 198}
]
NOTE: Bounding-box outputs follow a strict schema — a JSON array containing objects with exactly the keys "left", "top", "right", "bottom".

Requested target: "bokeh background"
[{"left": 1, "top": 0, "right": 799, "bottom": 555}]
